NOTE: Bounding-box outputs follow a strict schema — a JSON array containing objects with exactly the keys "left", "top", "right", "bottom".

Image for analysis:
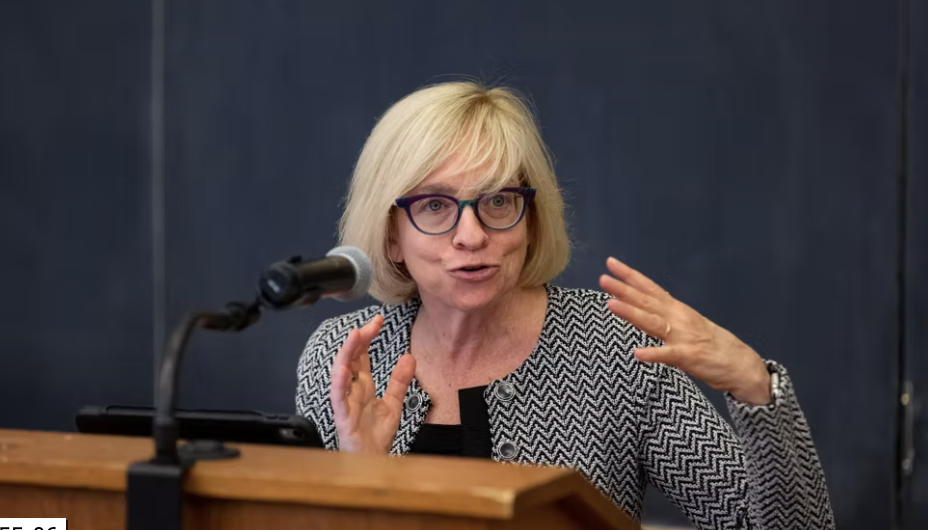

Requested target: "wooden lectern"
[{"left": 0, "top": 429, "right": 639, "bottom": 529}]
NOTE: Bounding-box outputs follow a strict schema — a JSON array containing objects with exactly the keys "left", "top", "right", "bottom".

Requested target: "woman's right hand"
[{"left": 329, "top": 314, "right": 416, "bottom": 454}]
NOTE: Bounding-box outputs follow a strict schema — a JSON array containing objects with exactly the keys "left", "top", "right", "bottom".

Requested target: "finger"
[
  {"left": 360, "top": 349, "right": 372, "bottom": 376},
  {"left": 599, "top": 274, "right": 665, "bottom": 316},
  {"left": 359, "top": 314, "right": 384, "bottom": 343},
  {"left": 332, "top": 331, "right": 368, "bottom": 414},
  {"left": 329, "top": 364, "right": 352, "bottom": 421},
  {"left": 333, "top": 329, "right": 360, "bottom": 374},
  {"left": 634, "top": 346, "right": 683, "bottom": 366},
  {"left": 354, "top": 315, "right": 383, "bottom": 375},
  {"left": 354, "top": 356, "right": 377, "bottom": 405},
  {"left": 334, "top": 361, "right": 370, "bottom": 424},
  {"left": 346, "top": 324, "right": 374, "bottom": 374},
  {"left": 607, "top": 257, "right": 673, "bottom": 302},
  {"left": 607, "top": 298, "right": 671, "bottom": 339},
  {"left": 352, "top": 357, "right": 376, "bottom": 404},
  {"left": 383, "top": 354, "right": 416, "bottom": 406}
]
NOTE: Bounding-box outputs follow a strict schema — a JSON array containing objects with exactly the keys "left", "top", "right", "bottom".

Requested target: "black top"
[{"left": 409, "top": 385, "right": 492, "bottom": 458}]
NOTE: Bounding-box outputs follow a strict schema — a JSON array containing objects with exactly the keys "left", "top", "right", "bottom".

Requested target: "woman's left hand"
[{"left": 599, "top": 257, "right": 772, "bottom": 405}]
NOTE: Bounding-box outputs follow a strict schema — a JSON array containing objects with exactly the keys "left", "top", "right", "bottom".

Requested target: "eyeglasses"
[{"left": 394, "top": 187, "right": 536, "bottom": 236}]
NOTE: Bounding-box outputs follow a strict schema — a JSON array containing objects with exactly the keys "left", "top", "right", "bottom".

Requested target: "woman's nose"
[{"left": 452, "top": 205, "right": 489, "bottom": 249}]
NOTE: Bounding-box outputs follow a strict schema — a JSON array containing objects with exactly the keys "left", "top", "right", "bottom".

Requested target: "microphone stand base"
[
  {"left": 126, "top": 459, "right": 189, "bottom": 530},
  {"left": 126, "top": 441, "right": 240, "bottom": 530}
]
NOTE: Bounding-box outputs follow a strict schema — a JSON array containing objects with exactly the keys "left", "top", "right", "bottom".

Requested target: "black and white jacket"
[{"left": 296, "top": 285, "right": 835, "bottom": 529}]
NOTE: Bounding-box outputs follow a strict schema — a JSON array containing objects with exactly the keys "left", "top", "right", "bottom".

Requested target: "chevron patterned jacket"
[{"left": 296, "top": 284, "right": 835, "bottom": 529}]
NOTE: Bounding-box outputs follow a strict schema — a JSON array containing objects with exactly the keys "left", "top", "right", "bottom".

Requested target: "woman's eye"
[
  {"left": 426, "top": 199, "right": 444, "bottom": 211},
  {"left": 490, "top": 195, "right": 507, "bottom": 207}
]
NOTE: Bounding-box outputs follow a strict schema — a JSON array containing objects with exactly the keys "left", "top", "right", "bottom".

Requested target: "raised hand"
[
  {"left": 599, "top": 257, "right": 772, "bottom": 405},
  {"left": 330, "top": 314, "right": 417, "bottom": 454}
]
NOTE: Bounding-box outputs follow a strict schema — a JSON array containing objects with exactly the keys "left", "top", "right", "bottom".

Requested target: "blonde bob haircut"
[{"left": 339, "top": 81, "right": 571, "bottom": 304}]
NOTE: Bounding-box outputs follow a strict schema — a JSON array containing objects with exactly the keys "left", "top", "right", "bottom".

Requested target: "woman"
[{"left": 296, "top": 81, "right": 835, "bottom": 529}]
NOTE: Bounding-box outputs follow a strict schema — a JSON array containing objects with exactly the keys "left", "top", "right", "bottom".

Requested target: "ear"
[
  {"left": 388, "top": 239, "right": 404, "bottom": 263},
  {"left": 387, "top": 214, "right": 404, "bottom": 263}
]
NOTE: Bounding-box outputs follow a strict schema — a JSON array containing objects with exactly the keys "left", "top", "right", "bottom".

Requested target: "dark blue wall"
[
  {"left": 0, "top": 1, "right": 153, "bottom": 430},
  {"left": 906, "top": 0, "right": 927, "bottom": 526},
  {"left": 0, "top": 1, "right": 922, "bottom": 528}
]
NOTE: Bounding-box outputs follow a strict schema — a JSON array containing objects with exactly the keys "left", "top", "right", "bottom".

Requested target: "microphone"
[{"left": 257, "top": 246, "right": 372, "bottom": 309}]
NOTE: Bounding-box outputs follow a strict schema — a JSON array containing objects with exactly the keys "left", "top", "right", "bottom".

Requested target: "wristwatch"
[{"left": 768, "top": 363, "right": 781, "bottom": 403}]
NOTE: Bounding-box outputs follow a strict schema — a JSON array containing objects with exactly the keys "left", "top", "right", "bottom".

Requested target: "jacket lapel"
[{"left": 368, "top": 296, "right": 427, "bottom": 455}]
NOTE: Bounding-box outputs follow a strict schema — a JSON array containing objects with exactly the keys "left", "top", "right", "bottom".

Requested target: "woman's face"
[{"left": 390, "top": 156, "right": 530, "bottom": 313}]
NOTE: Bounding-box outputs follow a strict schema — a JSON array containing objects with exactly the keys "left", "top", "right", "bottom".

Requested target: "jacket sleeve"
[
  {"left": 639, "top": 360, "right": 835, "bottom": 529},
  {"left": 295, "top": 318, "right": 340, "bottom": 450},
  {"left": 725, "top": 361, "right": 836, "bottom": 529}
]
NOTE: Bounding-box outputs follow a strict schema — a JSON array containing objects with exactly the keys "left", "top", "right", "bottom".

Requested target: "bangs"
[{"left": 415, "top": 93, "right": 528, "bottom": 197}]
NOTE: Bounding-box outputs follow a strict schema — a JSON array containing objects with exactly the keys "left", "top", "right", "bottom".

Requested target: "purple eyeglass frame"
[{"left": 394, "top": 186, "right": 536, "bottom": 235}]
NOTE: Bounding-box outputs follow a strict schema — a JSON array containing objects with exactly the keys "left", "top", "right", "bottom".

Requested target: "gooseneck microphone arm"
[
  {"left": 129, "top": 247, "right": 372, "bottom": 530},
  {"left": 151, "top": 247, "right": 370, "bottom": 464},
  {"left": 153, "top": 300, "right": 262, "bottom": 464}
]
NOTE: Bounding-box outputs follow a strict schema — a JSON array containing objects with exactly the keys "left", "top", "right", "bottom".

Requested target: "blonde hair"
[{"left": 339, "top": 81, "right": 570, "bottom": 304}]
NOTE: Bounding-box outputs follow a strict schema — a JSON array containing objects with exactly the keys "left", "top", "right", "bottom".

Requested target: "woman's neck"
[{"left": 411, "top": 285, "right": 547, "bottom": 373}]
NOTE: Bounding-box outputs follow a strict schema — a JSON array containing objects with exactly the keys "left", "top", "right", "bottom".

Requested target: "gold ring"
[{"left": 664, "top": 322, "right": 672, "bottom": 337}]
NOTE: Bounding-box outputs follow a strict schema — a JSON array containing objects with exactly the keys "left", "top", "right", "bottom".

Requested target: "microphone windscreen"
[{"left": 325, "top": 246, "right": 373, "bottom": 301}]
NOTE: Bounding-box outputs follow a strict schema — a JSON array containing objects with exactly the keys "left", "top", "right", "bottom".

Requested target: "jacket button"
[
  {"left": 495, "top": 381, "right": 515, "bottom": 402},
  {"left": 497, "top": 441, "right": 518, "bottom": 461},
  {"left": 405, "top": 392, "right": 422, "bottom": 412}
]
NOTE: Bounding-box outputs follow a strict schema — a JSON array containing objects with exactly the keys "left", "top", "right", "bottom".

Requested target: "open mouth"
[{"left": 450, "top": 264, "right": 497, "bottom": 281}]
